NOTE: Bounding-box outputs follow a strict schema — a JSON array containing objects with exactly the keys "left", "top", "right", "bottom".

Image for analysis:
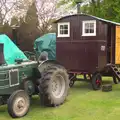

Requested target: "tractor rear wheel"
[
  {"left": 7, "top": 90, "right": 30, "bottom": 118},
  {"left": 91, "top": 73, "right": 102, "bottom": 90},
  {"left": 39, "top": 65, "right": 69, "bottom": 106}
]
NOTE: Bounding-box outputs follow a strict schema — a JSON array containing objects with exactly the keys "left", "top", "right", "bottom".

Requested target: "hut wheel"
[{"left": 91, "top": 73, "right": 102, "bottom": 90}]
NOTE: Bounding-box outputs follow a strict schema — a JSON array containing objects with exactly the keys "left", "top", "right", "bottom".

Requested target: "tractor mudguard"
[{"left": 38, "top": 60, "right": 63, "bottom": 73}]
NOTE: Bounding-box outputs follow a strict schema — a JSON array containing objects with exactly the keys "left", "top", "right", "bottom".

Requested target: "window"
[
  {"left": 58, "top": 22, "right": 70, "bottom": 37},
  {"left": 82, "top": 20, "right": 96, "bottom": 36}
]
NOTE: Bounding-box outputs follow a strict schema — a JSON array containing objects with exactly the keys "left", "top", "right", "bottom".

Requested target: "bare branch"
[
  {"left": 36, "top": 0, "right": 57, "bottom": 34},
  {"left": 0, "top": 0, "right": 32, "bottom": 24}
]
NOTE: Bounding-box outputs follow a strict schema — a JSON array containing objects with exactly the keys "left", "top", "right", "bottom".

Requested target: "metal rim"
[
  {"left": 95, "top": 75, "right": 101, "bottom": 87},
  {"left": 13, "top": 96, "right": 29, "bottom": 116},
  {"left": 52, "top": 74, "right": 65, "bottom": 98}
]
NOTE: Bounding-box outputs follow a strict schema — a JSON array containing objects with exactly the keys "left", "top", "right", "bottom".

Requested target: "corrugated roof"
[{"left": 55, "top": 14, "right": 120, "bottom": 26}]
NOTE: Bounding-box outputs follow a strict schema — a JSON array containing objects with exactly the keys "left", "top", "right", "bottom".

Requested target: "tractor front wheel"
[
  {"left": 39, "top": 65, "right": 69, "bottom": 106},
  {"left": 7, "top": 90, "right": 30, "bottom": 118},
  {"left": 91, "top": 73, "right": 102, "bottom": 90}
]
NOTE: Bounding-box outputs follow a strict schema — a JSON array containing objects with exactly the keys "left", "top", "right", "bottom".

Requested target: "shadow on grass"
[
  {"left": 71, "top": 80, "right": 113, "bottom": 90},
  {"left": 102, "top": 80, "right": 113, "bottom": 84},
  {"left": 31, "top": 96, "right": 43, "bottom": 108},
  {"left": 25, "top": 79, "right": 118, "bottom": 111},
  {"left": 0, "top": 105, "right": 7, "bottom": 112},
  {"left": 31, "top": 96, "right": 60, "bottom": 109},
  {"left": 70, "top": 81, "right": 93, "bottom": 92}
]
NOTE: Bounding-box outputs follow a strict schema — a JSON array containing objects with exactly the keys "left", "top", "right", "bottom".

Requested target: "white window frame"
[
  {"left": 82, "top": 20, "right": 96, "bottom": 36},
  {"left": 58, "top": 22, "right": 70, "bottom": 37}
]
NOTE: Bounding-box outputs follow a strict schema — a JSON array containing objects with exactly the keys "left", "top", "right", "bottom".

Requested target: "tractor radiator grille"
[
  {"left": 0, "top": 69, "right": 19, "bottom": 89},
  {"left": 9, "top": 69, "right": 19, "bottom": 87},
  {"left": 0, "top": 71, "right": 9, "bottom": 89}
]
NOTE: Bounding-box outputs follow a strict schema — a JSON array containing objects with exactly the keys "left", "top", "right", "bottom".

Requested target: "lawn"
[{"left": 1, "top": 77, "right": 120, "bottom": 120}]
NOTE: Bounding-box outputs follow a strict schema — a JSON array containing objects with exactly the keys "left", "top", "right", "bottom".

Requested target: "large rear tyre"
[
  {"left": 91, "top": 73, "right": 102, "bottom": 90},
  {"left": 7, "top": 90, "right": 30, "bottom": 118},
  {"left": 39, "top": 65, "right": 69, "bottom": 106}
]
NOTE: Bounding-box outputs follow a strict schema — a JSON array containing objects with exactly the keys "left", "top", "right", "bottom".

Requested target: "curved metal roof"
[{"left": 55, "top": 14, "right": 120, "bottom": 26}]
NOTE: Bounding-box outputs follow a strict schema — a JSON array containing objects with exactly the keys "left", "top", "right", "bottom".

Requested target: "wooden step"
[{"left": 110, "top": 65, "right": 120, "bottom": 81}]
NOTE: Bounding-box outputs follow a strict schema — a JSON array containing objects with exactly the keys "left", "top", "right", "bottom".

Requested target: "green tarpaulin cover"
[
  {"left": 0, "top": 34, "right": 28, "bottom": 64},
  {"left": 34, "top": 33, "right": 56, "bottom": 60}
]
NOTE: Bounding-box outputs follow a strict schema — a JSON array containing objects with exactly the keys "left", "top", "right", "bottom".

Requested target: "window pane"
[
  {"left": 60, "top": 25, "right": 64, "bottom": 29},
  {"left": 64, "top": 25, "right": 68, "bottom": 29},
  {"left": 90, "top": 29, "right": 94, "bottom": 33},
  {"left": 60, "top": 29, "right": 68, "bottom": 34},
  {"left": 60, "top": 30, "right": 64, "bottom": 34},
  {"left": 64, "top": 30, "right": 68, "bottom": 34},
  {"left": 85, "top": 29, "right": 89, "bottom": 33},
  {"left": 90, "top": 23, "right": 94, "bottom": 29},
  {"left": 85, "top": 23, "right": 89, "bottom": 29}
]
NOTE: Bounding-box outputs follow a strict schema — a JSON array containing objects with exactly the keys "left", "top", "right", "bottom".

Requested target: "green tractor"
[{"left": 0, "top": 35, "right": 69, "bottom": 118}]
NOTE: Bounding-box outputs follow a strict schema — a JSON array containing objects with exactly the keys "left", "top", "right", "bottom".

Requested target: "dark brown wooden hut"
[{"left": 55, "top": 14, "right": 120, "bottom": 89}]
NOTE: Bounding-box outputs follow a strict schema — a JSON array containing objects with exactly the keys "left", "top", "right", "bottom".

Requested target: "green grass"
[{"left": 1, "top": 77, "right": 120, "bottom": 120}]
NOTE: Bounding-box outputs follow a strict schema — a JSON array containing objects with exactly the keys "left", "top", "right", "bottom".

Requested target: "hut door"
[
  {"left": 107, "top": 25, "right": 115, "bottom": 64},
  {"left": 107, "top": 25, "right": 112, "bottom": 63},
  {"left": 115, "top": 26, "right": 120, "bottom": 64}
]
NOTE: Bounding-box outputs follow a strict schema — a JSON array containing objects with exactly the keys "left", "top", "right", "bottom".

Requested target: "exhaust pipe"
[{"left": 76, "top": 1, "right": 82, "bottom": 14}]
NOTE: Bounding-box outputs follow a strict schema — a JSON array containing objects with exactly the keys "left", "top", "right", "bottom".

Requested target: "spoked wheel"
[
  {"left": 113, "top": 75, "right": 119, "bottom": 84},
  {"left": 7, "top": 90, "right": 30, "bottom": 118},
  {"left": 91, "top": 73, "right": 102, "bottom": 90}
]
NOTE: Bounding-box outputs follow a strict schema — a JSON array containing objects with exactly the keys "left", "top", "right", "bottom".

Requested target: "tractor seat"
[{"left": 39, "top": 51, "right": 48, "bottom": 61}]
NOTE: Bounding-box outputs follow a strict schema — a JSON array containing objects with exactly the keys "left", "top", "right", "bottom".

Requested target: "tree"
[
  {"left": 36, "top": 0, "right": 57, "bottom": 35},
  {"left": 0, "top": 0, "right": 16, "bottom": 24},
  {"left": 0, "top": 0, "right": 32, "bottom": 25},
  {"left": 18, "top": 1, "right": 40, "bottom": 51},
  {"left": 100, "top": 0, "right": 120, "bottom": 22},
  {"left": 11, "top": 16, "right": 19, "bottom": 26},
  {"left": 57, "top": 0, "right": 101, "bottom": 14},
  {"left": 81, "top": 0, "right": 103, "bottom": 16},
  {"left": 57, "top": 0, "right": 120, "bottom": 22},
  {"left": 25, "top": 1, "right": 39, "bottom": 26},
  {"left": 0, "top": 21, "right": 12, "bottom": 38},
  {"left": 57, "top": 0, "right": 83, "bottom": 8},
  {"left": 0, "top": 22, "right": 11, "bottom": 32}
]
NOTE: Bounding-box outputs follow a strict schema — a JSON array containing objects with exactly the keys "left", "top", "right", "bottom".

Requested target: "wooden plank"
[{"left": 115, "top": 26, "right": 120, "bottom": 64}]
